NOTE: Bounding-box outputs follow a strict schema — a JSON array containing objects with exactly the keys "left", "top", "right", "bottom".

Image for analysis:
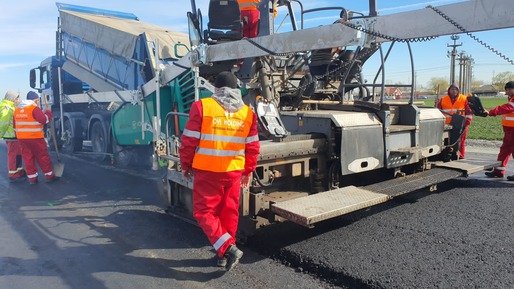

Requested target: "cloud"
[{"left": 0, "top": 62, "right": 31, "bottom": 71}]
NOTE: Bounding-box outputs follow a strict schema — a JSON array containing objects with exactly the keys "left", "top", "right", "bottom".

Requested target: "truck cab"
[{"left": 30, "top": 56, "right": 88, "bottom": 105}]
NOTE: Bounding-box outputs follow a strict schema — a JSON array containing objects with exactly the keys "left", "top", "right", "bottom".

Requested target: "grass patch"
[{"left": 421, "top": 97, "right": 507, "bottom": 140}]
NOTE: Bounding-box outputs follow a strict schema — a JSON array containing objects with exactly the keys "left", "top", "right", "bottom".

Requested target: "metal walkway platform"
[
  {"left": 271, "top": 158, "right": 499, "bottom": 227},
  {"left": 271, "top": 186, "right": 389, "bottom": 227}
]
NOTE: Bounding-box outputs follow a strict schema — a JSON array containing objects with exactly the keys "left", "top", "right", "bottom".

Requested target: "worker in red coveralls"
[
  {"left": 238, "top": 0, "right": 261, "bottom": 38},
  {"left": 13, "top": 91, "right": 58, "bottom": 185},
  {"left": 0, "top": 90, "right": 26, "bottom": 182},
  {"left": 484, "top": 81, "right": 514, "bottom": 181},
  {"left": 179, "top": 71, "right": 260, "bottom": 271},
  {"left": 437, "top": 84, "right": 473, "bottom": 159}
]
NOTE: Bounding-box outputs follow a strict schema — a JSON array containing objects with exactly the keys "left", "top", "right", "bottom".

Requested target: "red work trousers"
[
  {"left": 192, "top": 169, "right": 242, "bottom": 257},
  {"left": 19, "top": 138, "right": 55, "bottom": 182},
  {"left": 459, "top": 125, "right": 469, "bottom": 159},
  {"left": 492, "top": 127, "right": 514, "bottom": 176},
  {"left": 241, "top": 9, "right": 260, "bottom": 38},
  {"left": 6, "top": 140, "right": 24, "bottom": 179}
]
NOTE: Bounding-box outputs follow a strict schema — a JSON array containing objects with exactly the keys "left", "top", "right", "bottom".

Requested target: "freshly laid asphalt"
[{"left": 249, "top": 148, "right": 514, "bottom": 288}]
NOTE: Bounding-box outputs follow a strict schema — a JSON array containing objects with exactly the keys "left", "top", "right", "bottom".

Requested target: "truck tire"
[
  {"left": 91, "top": 122, "right": 107, "bottom": 162},
  {"left": 61, "top": 119, "right": 83, "bottom": 154},
  {"left": 46, "top": 123, "right": 62, "bottom": 152},
  {"left": 112, "top": 140, "right": 134, "bottom": 168}
]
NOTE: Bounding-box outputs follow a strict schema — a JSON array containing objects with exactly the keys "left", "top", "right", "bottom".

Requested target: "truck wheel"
[
  {"left": 46, "top": 123, "right": 62, "bottom": 152},
  {"left": 61, "top": 119, "right": 83, "bottom": 154},
  {"left": 91, "top": 122, "right": 107, "bottom": 162},
  {"left": 112, "top": 141, "right": 134, "bottom": 168}
]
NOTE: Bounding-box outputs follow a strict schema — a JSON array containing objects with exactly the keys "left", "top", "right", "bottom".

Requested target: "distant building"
[
  {"left": 384, "top": 87, "right": 403, "bottom": 99},
  {"left": 473, "top": 84, "right": 498, "bottom": 97}
]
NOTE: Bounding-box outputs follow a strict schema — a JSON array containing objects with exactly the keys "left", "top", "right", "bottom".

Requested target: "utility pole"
[
  {"left": 447, "top": 34, "right": 462, "bottom": 85},
  {"left": 457, "top": 52, "right": 474, "bottom": 94}
]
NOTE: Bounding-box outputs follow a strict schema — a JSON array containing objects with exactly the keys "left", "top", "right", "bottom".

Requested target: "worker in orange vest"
[
  {"left": 180, "top": 71, "right": 260, "bottom": 271},
  {"left": 437, "top": 84, "right": 473, "bottom": 159},
  {"left": 13, "top": 91, "right": 57, "bottom": 184},
  {"left": 484, "top": 81, "right": 514, "bottom": 180},
  {"left": 238, "top": 0, "right": 261, "bottom": 38}
]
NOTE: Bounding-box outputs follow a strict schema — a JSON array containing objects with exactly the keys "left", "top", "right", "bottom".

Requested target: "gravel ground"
[{"left": 465, "top": 139, "right": 502, "bottom": 154}]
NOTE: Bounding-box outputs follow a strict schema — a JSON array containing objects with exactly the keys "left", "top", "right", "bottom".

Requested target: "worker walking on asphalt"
[
  {"left": 437, "top": 84, "right": 473, "bottom": 159},
  {"left": 180, "top": 71, "right": 260, "bottom": 271},
  {"left": 484, "top": 81, "right": 514, "bottom": 181},
  {"left": 0, "top": 90, "right": 26, "bottom": 182},
  {"left": 13, "top": 91, "right": 58, "bottom": 185},
  {"left": 238, "top": 0, "right": 261, "bottom": 38}
]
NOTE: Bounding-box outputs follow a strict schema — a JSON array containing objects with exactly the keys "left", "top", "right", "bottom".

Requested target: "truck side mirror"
[
  {"left": 187, "top": 11, "right": 202, "bottom": 47},
  {"left": 30, "top": 69, "right": 37, "bottom": 89}
]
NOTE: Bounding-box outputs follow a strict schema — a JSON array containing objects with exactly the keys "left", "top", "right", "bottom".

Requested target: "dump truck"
[
  {"left": 30, "top": 2, "right": 191, "bottom": 167},
  {"left": 31, "top": 0, "right": 514, "bottom": 239}
]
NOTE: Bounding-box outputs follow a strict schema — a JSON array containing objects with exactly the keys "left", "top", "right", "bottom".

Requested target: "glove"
[
  {"left": 45, "top": 110, "right": 53, "bottom": 119},
  {"left": 182, "top": 169, "right": 193, "bottom": 180},
  {"left": 240, "top": 174, "right": 251, "bottom": 188}
]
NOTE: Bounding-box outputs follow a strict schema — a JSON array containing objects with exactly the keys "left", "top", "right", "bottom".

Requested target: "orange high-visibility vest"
[
  {"left": 237, "top": 0, "right": 260, "bottom": 10},
  {"left": 440, "top": 94, "right": 468, "bottom": 124},
  {"left": 502, "top": 97, "right": 514, "bottom": 127},
  {"left": 14, "top": 105, "right": 44, "bottom": 139},
  {"left": 192, "top": 98, "right": 254, "bottom": 172}
]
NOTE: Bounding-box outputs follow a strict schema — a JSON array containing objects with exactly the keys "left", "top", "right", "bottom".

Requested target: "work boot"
[
  {"left": 11, "top": 170, "right": 26, "bottom": 178},
  {"left": 9, "top": 176, "right": 27, "bottom": 183},
  {"left": 224, "top": 244, "right": 243, "bottom": 271},
  {"left": 507, "top": 175, "right": 514, "bottom": 181},
  {"left": 484, "top": 171, "right": 504, "bottom": 178},
  {"left": 45, "top": 176, "right": 59, "bottom": 183},
  {"left": 216, "top": 256, "right": 227, "bottom": 268},
  {"left": 9, "top": 170, "right": 27, "bottom": 182}
]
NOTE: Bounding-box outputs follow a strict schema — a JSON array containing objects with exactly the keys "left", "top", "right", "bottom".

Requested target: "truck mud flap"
[{"left": 271, "top": 158, "right": 499, "bottom": 228}]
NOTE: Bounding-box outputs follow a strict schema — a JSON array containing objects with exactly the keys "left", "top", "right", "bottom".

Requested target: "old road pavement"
[
  {"left": 1, "top": 140, "right": 513, "bottom": 289},
  {"left": 0, "top": 141, "right": 334, "bottom": 289}
]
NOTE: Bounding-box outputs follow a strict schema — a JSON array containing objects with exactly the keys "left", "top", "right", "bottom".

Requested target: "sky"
[{"left": 1, "top": 0, "right": 513, "bottom": 98}]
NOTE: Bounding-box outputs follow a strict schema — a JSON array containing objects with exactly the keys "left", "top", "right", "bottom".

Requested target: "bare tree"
[
  {"left": 492, "top": 71, "right": 514, "bottom": 91},
  {"left": 471, "top": 79, "right": 484, "bottom": 92},
  {"left": 428, "top": 77, "right": 449, "bottom": 95}
]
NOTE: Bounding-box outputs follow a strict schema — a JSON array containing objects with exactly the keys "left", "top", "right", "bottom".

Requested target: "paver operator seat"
[{"left": 204, "top": 0, "right": 244, "bottom": 43}]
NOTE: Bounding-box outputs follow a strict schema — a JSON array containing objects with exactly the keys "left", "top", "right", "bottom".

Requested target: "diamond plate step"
[
  {"left": 270, "top": 158, "right": 499, "bottom": 227},
  {"left": 271, "top": 186, "right": 389, "bottom": 227}
]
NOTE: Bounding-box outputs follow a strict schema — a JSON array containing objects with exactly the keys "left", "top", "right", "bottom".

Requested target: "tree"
[
  {"left": 428, "top": 77, "right": 449, "bottom": 95},
  {"left": 492, "top": 71, "right": 514, "bottom": 91},
  {"left": 471, "top": 79, "right": 484, "bottom": 92}
]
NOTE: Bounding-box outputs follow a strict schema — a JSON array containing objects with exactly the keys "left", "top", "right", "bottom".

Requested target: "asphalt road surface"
[{"left": 1, "top": 140, "right": 513, "bottom": 289}]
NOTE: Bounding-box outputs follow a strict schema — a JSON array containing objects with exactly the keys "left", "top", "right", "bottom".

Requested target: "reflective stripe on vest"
[
  {"left": 192, "top": 97, "right": 253, "bottom": 172},
  {"left": 501, "top": 101, "right": 514, "bottom": 127},
  {"left": 14, "top": 105, "right": 44, "bottom": 139},
  {"left": 440, "top": 94, "right": 468, "bottom": 124},
  {"left": 237, "top": 0, "right": 259, "bottom": 10}
]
